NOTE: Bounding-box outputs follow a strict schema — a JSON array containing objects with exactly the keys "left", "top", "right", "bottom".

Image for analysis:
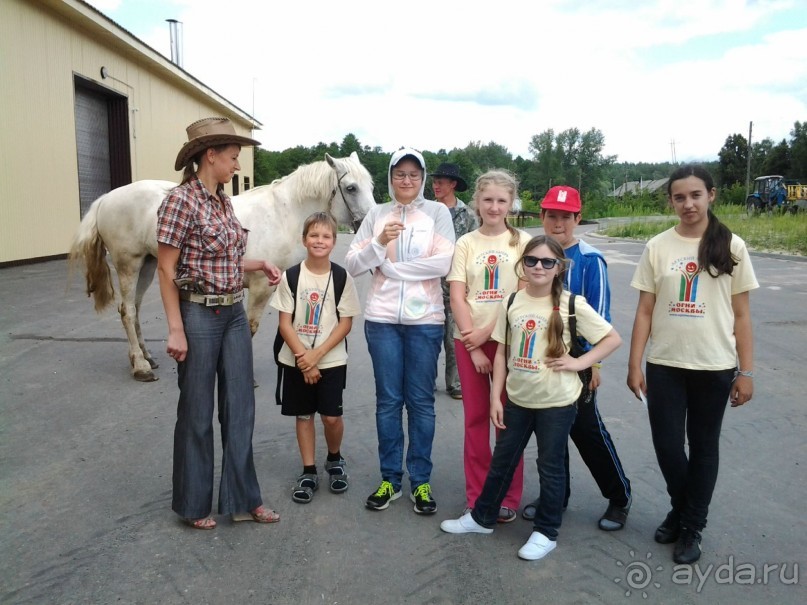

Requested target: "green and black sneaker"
[
  {"left": 411, "top": 483, "right": 437, "bottom": 515},
  {"left": 365, "top": 480, "right": 401, "bottom": 510}
]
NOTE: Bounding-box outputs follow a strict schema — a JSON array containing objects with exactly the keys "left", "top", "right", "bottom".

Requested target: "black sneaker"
[
  {"left": 654, "top": 510, "right": 681, "bottom": 544},
  {"left": 673, "top": 527, "right": 702, "bottom": 564},
  {"left": 410, "top": 483, "right": 437, "bottom": 514},
  {"left": 365, "top": 481, "right": 401, "bottom": 510}
]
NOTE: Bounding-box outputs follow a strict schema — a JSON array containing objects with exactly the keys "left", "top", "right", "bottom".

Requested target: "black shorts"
[{"left": 280, "top": 364, "right": 346, "bottom": 417}]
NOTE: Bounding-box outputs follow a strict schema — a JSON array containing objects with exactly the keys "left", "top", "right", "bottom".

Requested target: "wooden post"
[{"left": 745, "top": 121, "right": 753, "bottom": 200}]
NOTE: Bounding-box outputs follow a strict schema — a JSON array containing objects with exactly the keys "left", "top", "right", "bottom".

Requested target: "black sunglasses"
[{"left": 523, "top": 256, "right": 561, "bottom": 269}]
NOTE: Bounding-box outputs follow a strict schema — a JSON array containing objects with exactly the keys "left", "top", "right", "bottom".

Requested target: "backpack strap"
[
  {"left": 504, "top": 291, "right": 517, "bottom": 373},
  {"left": 330, "top": 262, "right": 347, "bottom": 320},
  {"left": 275, "top": 263, "right": 302, "bottom": 405},
  {"left": 568, "top": 293, "right": 585, "bottom": 358}
]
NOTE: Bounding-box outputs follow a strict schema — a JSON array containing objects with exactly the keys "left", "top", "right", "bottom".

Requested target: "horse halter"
[{"left": 327, "top": 169, "right": 363, "bottom": 231}]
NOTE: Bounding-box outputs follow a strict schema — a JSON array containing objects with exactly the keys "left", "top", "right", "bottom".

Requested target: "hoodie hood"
[{"left": 388, "top": 147, "right": 427, "bottom": 205}]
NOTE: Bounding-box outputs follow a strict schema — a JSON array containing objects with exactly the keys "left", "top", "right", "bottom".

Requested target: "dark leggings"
[{"left": 646, "top": 362, "right": 734, "bottom": 531}]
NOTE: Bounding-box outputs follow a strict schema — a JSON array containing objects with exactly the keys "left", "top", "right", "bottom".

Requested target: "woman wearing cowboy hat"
[{"left": 157, "top": 117, "right": 282, "bottom": 530}]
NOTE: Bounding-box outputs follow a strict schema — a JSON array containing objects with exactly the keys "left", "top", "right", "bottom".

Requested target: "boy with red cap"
[{"left": 521, "top": 185, "right": 632, "bottom": 531}]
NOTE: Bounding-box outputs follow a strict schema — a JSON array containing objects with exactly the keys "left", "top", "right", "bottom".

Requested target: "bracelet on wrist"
[
  {"left": 734, "top": 369, "right": 754, "bottom": 379},
  {"left": 592, "top": 363, "right": 602, "bottom": 369}
]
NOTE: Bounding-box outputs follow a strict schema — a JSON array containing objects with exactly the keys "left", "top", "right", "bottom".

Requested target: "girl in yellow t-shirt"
[
  {"left": 628, "top": 164, "right": 758, "bottom": 565},
  {"left": 441, "top": 235, "right": 621, "bottom": 561},
  {"left": 447, "top": 170, "right": 531, "bottom": 523}
]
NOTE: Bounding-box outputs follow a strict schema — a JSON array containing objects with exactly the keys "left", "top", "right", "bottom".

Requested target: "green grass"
[{"left": 598, "top": 205, "right": 807, "bottom": 256}]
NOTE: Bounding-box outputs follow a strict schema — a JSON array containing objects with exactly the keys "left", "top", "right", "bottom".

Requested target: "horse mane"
[{"left": 265, "top": 160, "right": 336, "bottom": 199}]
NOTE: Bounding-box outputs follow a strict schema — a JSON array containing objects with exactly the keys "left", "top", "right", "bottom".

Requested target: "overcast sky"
[{"left": 87, "top": 0, "right": 807, "bottom": 164}]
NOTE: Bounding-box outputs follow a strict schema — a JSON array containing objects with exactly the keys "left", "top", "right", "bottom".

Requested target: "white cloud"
[{"left": 90, "top": 0, "right": 807, "bottom": 162}]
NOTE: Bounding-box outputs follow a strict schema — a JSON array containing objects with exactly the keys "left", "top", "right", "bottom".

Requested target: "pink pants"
[{"left": 455, "top": 339, "right": 524, "bottom": 510}]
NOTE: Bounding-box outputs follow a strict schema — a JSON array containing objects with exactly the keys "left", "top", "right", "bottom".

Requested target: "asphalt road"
[{"left": 1, "top": 224, "right": 805, "bottom": 605}]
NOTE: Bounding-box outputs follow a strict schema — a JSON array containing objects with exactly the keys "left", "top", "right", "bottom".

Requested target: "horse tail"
[{"left": 68, "top": 197, "right": 115, "bottom": 312}]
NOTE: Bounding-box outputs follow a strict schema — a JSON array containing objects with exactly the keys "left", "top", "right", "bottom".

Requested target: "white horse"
[{"left": 70, "top": 152, "right": 375, "bottom": 382}]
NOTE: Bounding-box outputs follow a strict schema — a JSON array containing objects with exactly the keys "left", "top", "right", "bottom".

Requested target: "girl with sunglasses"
[
  {"left": 441, "top": 235, "right": 622, "bottom": 561},
  {"left": 446, "top": 170, "right": 531, "bottom": 523}
]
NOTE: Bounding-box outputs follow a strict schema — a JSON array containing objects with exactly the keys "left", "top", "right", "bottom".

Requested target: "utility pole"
[{"left": 745, "top": 121, "right": 753, "bottom": 200}]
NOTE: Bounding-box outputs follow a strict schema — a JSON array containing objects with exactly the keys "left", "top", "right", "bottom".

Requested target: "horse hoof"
[
  {"left": 147, "top": 358, "right": 159, "bottom": 370},
  {"left": 134, "top": 370, "right": 158, "bottom": 382}
]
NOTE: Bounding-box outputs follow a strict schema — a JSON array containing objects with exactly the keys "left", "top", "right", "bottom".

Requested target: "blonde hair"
[
  {"left": 472, "top": 170, "right": 520, "bottom": 247},
  {"left": 514, "top": 235, "right": 569, "bottom": 358}
]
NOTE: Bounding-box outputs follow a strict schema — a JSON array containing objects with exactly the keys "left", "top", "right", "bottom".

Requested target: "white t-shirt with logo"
[
  {"left": 446, "top": 229, "right": 531, "bottom": 339},
  {"left": 630, "top": 228, "right": 758, "bottom": 370},
  {"left": 491, "top": 290, "right": 613, "bottom": 409},
  {"left": 270, "top": 262, "right": 361, "bottom": 369}
]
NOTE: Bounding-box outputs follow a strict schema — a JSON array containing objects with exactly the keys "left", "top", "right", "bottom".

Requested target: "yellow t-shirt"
[
  {"left": 269, "top": 262, "right": 361, "bottom": 369},
  {"left": 491, "top": 290, "right": 613, "bottom": 409},
  {"left": 446, "top": 229, "right": 531, "bottom": 338},
  {"left": 630, "top": 228, "right": 758, "bottom": 370}
]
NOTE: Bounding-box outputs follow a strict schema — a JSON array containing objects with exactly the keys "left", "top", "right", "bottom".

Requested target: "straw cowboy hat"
[
  {"left": 430, "top": 163, "right": 468, "bottom": 192},
  {"left": 174, "top": 117, "right": 261, "bottom": 170}
]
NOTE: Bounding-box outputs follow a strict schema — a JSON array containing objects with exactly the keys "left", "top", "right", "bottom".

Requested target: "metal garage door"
[{"left": 74, "top": 85, "right": 112, "bottom": 217}]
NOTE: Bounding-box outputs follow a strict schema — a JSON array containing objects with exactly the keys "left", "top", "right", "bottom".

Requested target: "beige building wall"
[{"left": 0, "top": 0, "right": 260, "bottom": 264}]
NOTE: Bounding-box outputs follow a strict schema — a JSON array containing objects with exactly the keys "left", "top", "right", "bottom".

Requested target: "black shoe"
[
  {"left": 654, "top": 510, "right": 681, "bottom": 544},
  {"left": 365, "top": 481, "right": 401, "bottom": 510},
  {"left": 598, "top": 496, "right": 631, "bottom": 531},
  {"left": 673, "top": 527, "right": 702, "bottom": 564}
]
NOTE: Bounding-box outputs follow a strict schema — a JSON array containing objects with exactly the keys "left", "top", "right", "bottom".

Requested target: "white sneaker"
[
  {"left": 440, "top": 511, "right": 494, "bottom": 534},
  {"left": 517, "top": 531, "right": 557, "bottom": 560}
]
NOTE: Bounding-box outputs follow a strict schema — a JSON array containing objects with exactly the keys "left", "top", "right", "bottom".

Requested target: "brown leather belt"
[{"left": 178, "top": 290, "right": 244, "bottom": 307}]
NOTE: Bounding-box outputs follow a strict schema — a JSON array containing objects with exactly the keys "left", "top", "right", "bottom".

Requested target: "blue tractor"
[{"left": 746, "top": 175, "right": 787, "bottom": 215}]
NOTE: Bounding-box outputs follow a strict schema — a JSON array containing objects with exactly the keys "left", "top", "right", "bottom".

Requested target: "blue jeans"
[
  {"left": 472, "top": 401, "right": 577, "bottom": 540},
  {"left": 365, "top": 321, "right": 443, "bottom": 491},
  {"left": 172, "top": 301, "right": 262, "bottom": 518},
  {"left": 646, "top": 363, "right": 733, "bottom": 531}
]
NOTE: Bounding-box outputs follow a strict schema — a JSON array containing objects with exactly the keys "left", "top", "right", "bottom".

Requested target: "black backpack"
[{"left": 274, "top": 262, "right": 348, "bottom": 405}]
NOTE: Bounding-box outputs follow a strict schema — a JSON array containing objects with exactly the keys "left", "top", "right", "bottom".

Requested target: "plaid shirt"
[{"left": 157, "top": 177, "right": 248, "bottom": 294}]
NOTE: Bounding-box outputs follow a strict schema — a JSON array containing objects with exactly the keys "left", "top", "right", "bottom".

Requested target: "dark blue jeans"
[
  {"left": 172, "top": 301, "right": 262, "bottom": 518},
  {"left": 646, "top": 362, "right": 734, "bottom": 531},
  {"left": 472, "top": 401, "right": 577, "bottom": 540},
  {"left": 365, "top": 321, "right": 443, "bottom": 491}
]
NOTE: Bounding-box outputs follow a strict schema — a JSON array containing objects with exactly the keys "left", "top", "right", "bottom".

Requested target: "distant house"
[
  {"left": 610, "top": 178, "right": 669, "bottom": 197},
  {"left": 1, "top": 0, "right": 261, "bottom": 264}
]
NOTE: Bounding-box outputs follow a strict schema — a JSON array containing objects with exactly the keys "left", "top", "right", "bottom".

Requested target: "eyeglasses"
[
  {"left": 392, "top": 172, "right": 423, "bottom": 182},
  {"left": 523, "top": 256, "right": 561, "bottom": 269}
]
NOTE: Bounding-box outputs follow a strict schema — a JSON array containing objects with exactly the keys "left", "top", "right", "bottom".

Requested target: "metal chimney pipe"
[{"left": 166, "top": 19, "right": 183, "bottom": 67}]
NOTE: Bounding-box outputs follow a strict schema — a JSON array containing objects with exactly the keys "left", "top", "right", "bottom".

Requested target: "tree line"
[
  {"left": 254, "top": 121, "right": 806, "bottom": 209},
  {"left": 718, "top": 121, "right": 807, "bottom": 187}
]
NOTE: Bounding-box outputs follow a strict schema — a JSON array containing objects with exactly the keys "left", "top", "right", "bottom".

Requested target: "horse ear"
[
  {"left": 325, "top": 153, "right": 336, "bottom": 168},
  {"left": 350, "top": 151, "right": 359, "bottom": 161}
]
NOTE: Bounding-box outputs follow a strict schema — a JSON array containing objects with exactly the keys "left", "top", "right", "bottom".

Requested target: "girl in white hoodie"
[{"left": 346, "top": 147, "right": 455, "bottom": 514}]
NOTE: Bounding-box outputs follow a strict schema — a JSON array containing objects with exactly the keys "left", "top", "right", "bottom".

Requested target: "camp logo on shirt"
[
  {"left": 510, "top": 315, "right": 548, "bottom": 372},
  {"left": 298, "top": 288, "right": 324, "bottom": 336},
  {"left": 667, "top": 257, "right": 706, "bottom": 318},
  {"left": 472, "top": 250, "right": 512, "bottom": 303}
]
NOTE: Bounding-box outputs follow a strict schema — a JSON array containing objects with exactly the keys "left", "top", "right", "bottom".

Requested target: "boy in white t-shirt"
[{"left": 270, "top": 212, "right": 361, "bottom": 504}]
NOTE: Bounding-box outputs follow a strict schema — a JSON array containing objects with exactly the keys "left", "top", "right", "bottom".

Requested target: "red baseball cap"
[{"left": 541, "top": 185, "right": 581, "bottom": 213}]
